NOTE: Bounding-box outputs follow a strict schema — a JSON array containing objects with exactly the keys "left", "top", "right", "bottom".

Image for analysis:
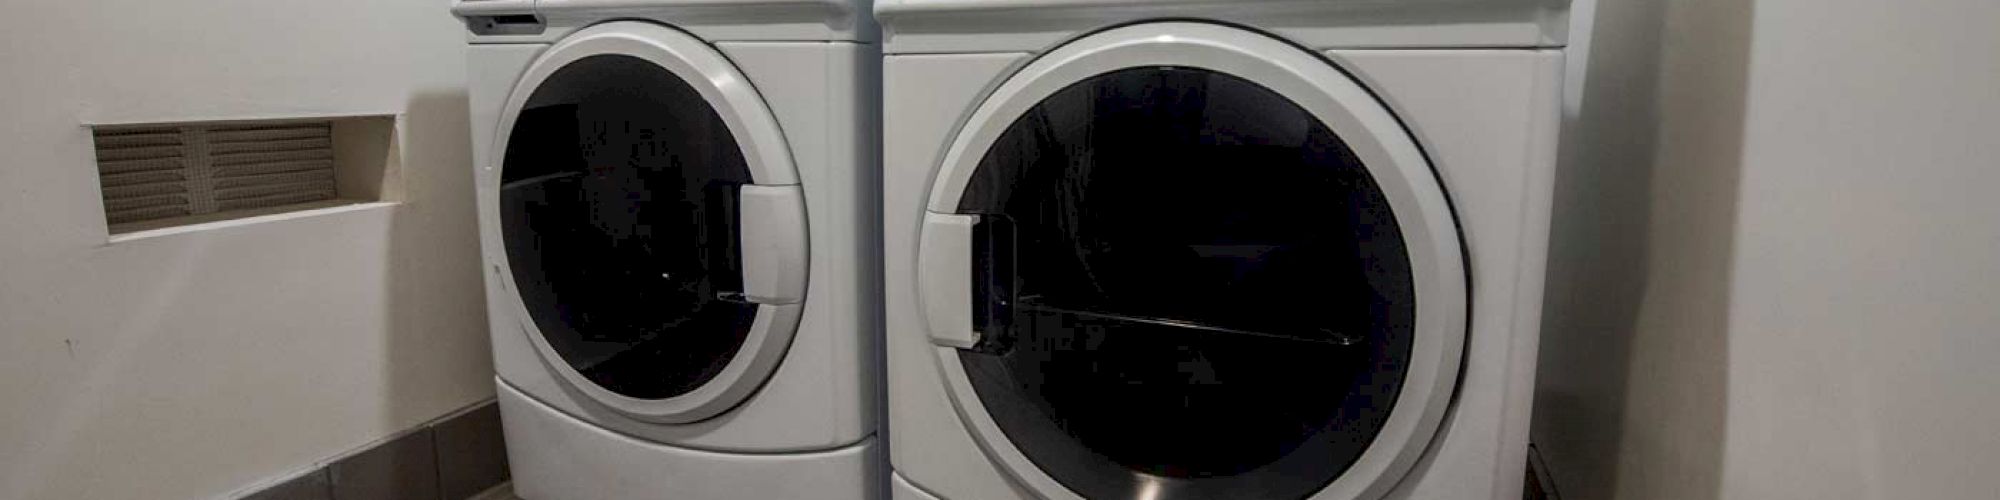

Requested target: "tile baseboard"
[
  {"left": 465, "top": 483, "right": 519, "bottom": 500},
  {"left": 1525, "top": 443, "right": 1561, "bottom": 500},
  {"left": 236, "top": 400, "right": 509, "bottom": 500}
]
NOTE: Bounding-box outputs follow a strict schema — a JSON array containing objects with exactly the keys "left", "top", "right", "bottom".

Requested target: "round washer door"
[
  {"left": 490, "top": 21, "right": 808, "bottom": 424},
  {"left": 915, "top": 22, "right": 1468, "bottom": 500}
]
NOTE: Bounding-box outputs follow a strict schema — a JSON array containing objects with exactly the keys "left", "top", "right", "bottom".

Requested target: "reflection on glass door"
[
  {"left": 955, "top": 67, "right": 1418, "bottom": 499},
  {"left": 500, "top": 54, "right": 759, "bottom": 400}
]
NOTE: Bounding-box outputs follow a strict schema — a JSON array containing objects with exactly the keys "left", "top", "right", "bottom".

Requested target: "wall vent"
[{"left": 90, "top": 116, "right": 399, "bottom": 233}]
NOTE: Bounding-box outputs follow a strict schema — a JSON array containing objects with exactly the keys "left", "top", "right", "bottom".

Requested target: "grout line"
[
  {"left": 431, "top": 397, "right": 502, "bottom": 424},
  {"left": 224, "top": 398, "right": 504, "bottom": 500},
  {"left": 432, "top": 427, "right": 449, "bottom": 500},
  {"left": 1527, "top": 443, "right": 1563, "bottom": 500},
  {"left": 466, "top": 482, "right": 516, "bottom": 500}
]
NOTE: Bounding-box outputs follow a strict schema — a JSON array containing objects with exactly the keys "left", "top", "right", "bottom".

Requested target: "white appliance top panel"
[
  {"left": 875, "top": 0, "right": 1568, "bottom": 53},
  {"left": 456, "top": 0, "right": 877, "bottom": 43}
]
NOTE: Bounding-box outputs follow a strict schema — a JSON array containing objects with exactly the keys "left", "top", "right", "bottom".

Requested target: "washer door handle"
[
  {"left": 919, "top": 212, "right": 981, "bottom": 349},
  {"left": 737, "top": 184, "right": 807, "bottom": 305}
]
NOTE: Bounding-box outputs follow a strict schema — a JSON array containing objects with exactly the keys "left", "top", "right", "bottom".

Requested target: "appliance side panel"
[
  {"left": 1325, "top": 49, "right": 1562, "bottom": 500},
  {"left": 469, "top": 44, "right": 553, "bottom": 397},
  {"left": 703, "top": 41, "right": 882, "bottom": 448},
  {"left": 881, "top": 52, "right": 1036, "bottom": 500}
]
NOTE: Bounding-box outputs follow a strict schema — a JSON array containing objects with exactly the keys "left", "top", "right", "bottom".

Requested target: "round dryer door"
[
  {"left": 915, "top": 23, "right": 1467, "bottom": 500},
  {"left": 491, "top": 22, "right": 808, "bottom": 423}
]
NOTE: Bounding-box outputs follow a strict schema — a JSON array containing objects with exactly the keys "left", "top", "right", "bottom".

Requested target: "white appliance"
[
  {"left": 452, "top": 1, "right": 881, "bottom": 499},
  {"left": 879, "top": 1, "right": 1567, "bottom": 499}
]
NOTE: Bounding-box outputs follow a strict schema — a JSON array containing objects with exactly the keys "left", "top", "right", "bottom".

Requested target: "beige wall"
[
  {"left": 0, "top": 1, "right": 493, "bottom": 499},
  {"left": 1535, "top": 0, "right": 2000, "bottom": 498}
]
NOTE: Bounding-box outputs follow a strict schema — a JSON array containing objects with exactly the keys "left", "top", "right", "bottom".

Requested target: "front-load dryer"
[
  {"left": 452, "top": 1, "right": 881, "bottom": 499},
  {"left": 879, "top": 2, "right": 1566, "bottom": 499}
]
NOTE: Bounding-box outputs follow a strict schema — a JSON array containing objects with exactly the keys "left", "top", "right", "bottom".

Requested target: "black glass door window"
[
  {"left": 956, "top": 67, "right": 1418, "bottom": 499},
  {"left": 500, "top": 54, "right": 759, "bottom": 400}
]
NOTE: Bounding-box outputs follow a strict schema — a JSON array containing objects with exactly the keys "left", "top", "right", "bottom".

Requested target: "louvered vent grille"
[{"left": 93, "top": 121, "right": 338, "bottom": 226}]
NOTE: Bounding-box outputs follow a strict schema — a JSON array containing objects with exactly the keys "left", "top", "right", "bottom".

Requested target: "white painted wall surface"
[
  {"left": 0, "top": 1, "right": 492, "bottom": 499},
  {"left": 1537, "top": 0, "right": 2000, "bottom": 498}
]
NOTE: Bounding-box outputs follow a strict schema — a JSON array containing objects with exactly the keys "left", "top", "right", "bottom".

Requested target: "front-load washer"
[
  {"left": 879, "top": 2, "right": 1567, "bottom": 499},
  {"left": 452, "top": 1, "right": 881, "bottom": 499}
]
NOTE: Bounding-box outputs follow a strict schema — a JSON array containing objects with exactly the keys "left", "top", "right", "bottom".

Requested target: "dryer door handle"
[
  {"left": 919, "top": 212, "right": 981, "bottom": 349},
  {"left": 736, "top": 184, "right": 808, "bottom": 305}
]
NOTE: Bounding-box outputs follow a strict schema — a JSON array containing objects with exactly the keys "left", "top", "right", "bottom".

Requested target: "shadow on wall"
[
  {"left": 370, "top": 87, "right": 493, "bottom": 498},
  {"left": 1532, "top": 0, "right": 1754, "bottom": 498},
  {"left": 386, "top": 86, "right": 491, "bottom": 422},
  {"left": 385, "top": 87, "right": 487, "bottom": 417}
]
